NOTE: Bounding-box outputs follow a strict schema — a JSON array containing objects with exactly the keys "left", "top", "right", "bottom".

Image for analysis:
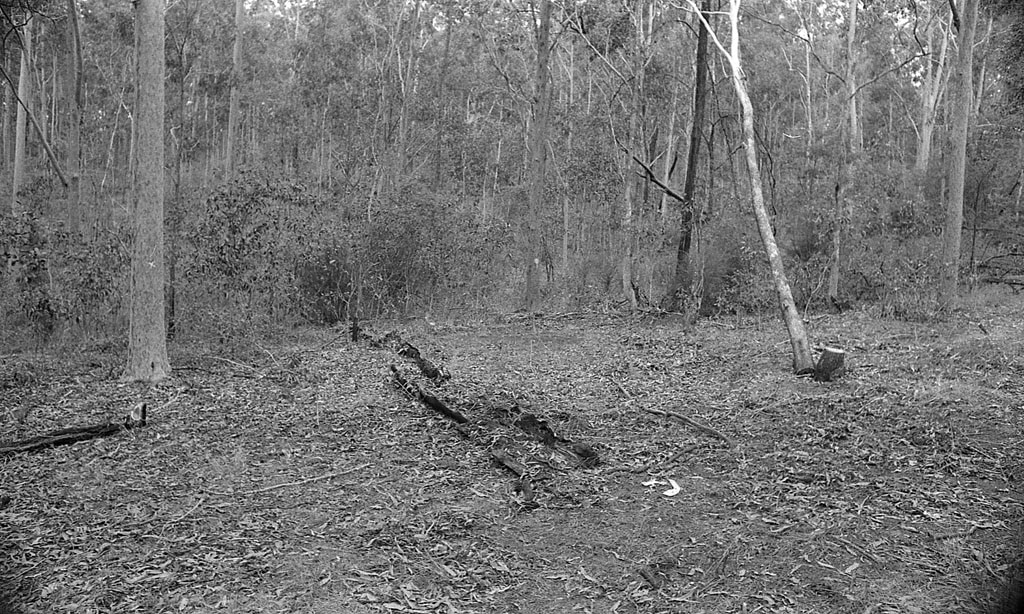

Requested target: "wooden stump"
[{"left": 814, "top": 347, "right": 846, "bottom": 382}]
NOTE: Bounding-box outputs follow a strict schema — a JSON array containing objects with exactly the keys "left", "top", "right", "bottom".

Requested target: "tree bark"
[
  {"left": 844, "top": 0, "right": 861, "bottom": 154},
  {"left": 66, "top": 0, "right": 84, "bottom": 233},
  {"left": 668, "top": 0, "right": 711, "bottom": 317},
  {"left": 701, "top": 0, "right": 814, "bottom": 373},
  {"left": 829, "top": 0, "right": 861, "bottom": 306},
  {"left": 939, "top": 0, "right": 979, "bottom": 311},
  {"left": 11, "top": 20, "right": 29, "bottom": 214},
  {"left": 915, "top": 14, "right": 949, "bottom": 173},
  {"left": 126, "top": 0, "right": 170, "bottom": 382},
  {"left": 225, "top": 0, "right": 244, "bottom": 174},
  {"left": 524, "top": 0, "right": 553, "bottom": 311}
]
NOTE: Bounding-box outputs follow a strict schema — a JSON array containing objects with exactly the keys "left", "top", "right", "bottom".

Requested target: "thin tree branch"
[
  {"left": 0, "top": 60, "right": 68, "bottom": 188},
  {"left": 849, "top": 52, "right": 930, "bottom": 100},
  {"left": 631, "top": 153, "right": 686, "bottom": 203}
]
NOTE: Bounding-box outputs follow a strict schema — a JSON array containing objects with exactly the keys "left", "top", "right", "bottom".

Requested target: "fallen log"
[
  {"left": 390, "top": 365, "right": 466, "bottom": 423},
  {"left": 490, "top": 448, "right": 528, "bottom": 477},
  {"left": 0, "top": 404, "right": 147, "bottom": 458},
  {"left": 397, "top": 342, "right": 450, "bottom": 382},
  {"left": 472, "top": 397, "right": 601, "bottom": 468}
]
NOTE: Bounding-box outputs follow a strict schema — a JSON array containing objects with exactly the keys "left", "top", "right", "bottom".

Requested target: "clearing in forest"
[{"left": 1, "top": 300, "right": 1022, "bottom": 613}]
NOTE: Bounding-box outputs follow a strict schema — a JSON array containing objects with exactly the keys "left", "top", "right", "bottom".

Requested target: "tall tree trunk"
[
  {"left": 844, "top": 0, "right": 861, "bottom": 154},
  {"left": 225, "top": 0, "right": 243, "bottom": 174},
  {"left": 915, "top": 15, "right": 949, "bottom": 173},
  {"left": 621, "top": 111, "right": 638, "bottom": 311},
  {"left": 562, "top": 39, "right": 575, "bottom": 274},
  {"left": 972, "top": 15, "right": 992, "bottom": 118},
  {"left": 658, "top": 58, "right": 678, "bottom": 219},
  {"left": 11, "top": 20, "right": 29, "bottom": 214},
  {"left": 667, "top": 0, "right": 711, "bottom": 316},
  {"left": 126, "top": 0, "right": 170, "bottom": 382},
  {"left": 939, "top": 0, "right": 979, "bottom": 311},
  {"left": 828, "top": 0, "right": 860, "bottom": 306},
  {"left": 2, "top": 48, "right": 11, "bottom": 174},
  {"left": 524, "top": 0, "right": 552, "bottom": 311},
  {"left": 432, "top": 20, "right": 452, "bottom": 189},
  {"left": 66, "top": 0, "right": 84, "bottom": 233},
  {"left": 799, "top": 10, "right": 813, "bottom": 167},
  {"left": 705, "top": 0, "right": 814, "bottom": 373}
]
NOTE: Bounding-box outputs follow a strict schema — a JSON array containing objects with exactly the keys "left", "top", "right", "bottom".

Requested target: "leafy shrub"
[
  {"left": 0, "top": 212, "right": 127, "bottom": 345},
  {"left": 185, "top": 171, "right": 323, "bottom": 318},
  {"left": 182, "top": 174, "right": 514, "bottom": 328},
  {"left": 709, "top": 236, "right": 776, "bottom": 316},
  {"left": 852, "top": 234, "right": 945, "bottom": 321},
  {"left": 293, "top": 242, "right": 353, "bottom": 324}
]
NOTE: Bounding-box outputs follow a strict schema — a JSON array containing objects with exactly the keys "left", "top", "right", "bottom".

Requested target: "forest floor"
[{"left": 1, "top": 291, "right": 1023, "bottom": 614}]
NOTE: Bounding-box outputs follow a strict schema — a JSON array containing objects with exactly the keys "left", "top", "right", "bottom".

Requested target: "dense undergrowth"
[{"left": 4, "top": 157, "right": 1024, "bottom": 352}]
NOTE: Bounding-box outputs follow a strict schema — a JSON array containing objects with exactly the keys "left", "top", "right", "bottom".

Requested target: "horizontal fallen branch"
[
  {"left": 206, "top": 463, "right": 371, "bottom": 496},
  {"left": 643, "top": 406, "right": 733, "bottom": 448},
  {"left": 0, "top": 404, "right": 147, "bottom": 458}
]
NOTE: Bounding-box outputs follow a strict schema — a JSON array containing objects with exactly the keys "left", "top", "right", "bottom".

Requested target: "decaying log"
[
  {"left": 397, "top": 342, "right": 450, "bottom": 382},
  {"left": 490, "top": 448, "right": 528, "bottom": 477},
  {"left": 390, "top": 365, "right": 467, "bottom": 423},
  {"left": 387, "top": 336, "right": 601, "bottom": 507},
  {"left": 470, "top": 397, "right": 600, "bottom": 468},
  {"left": 814, "top": 347, "right": 846, "bottom": 382},
  {"left": 0, "top": 404, "right": 147, "bottom": 458}
]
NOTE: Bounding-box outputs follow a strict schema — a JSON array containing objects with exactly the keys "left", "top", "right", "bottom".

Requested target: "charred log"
[{"left": 0, "top": 404, "right": 147, "bottom": 458}]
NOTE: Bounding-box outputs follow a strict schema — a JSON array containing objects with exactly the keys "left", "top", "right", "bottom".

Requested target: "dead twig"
[
  {"left": 207, "top": 463, "right": 371, "bottom": 496},
  {"left": 643, "top": 407, "right": 733, "bottom": 448}
]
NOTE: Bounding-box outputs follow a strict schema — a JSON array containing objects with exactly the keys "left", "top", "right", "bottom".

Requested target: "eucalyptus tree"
[
  {"left": 939, "top": 0, "right": 980, "bottom": 311},
  {"left": 524, "top": 0, "right": 553, "bottom": 311},
  {"left": 125, "top": 0, "right": 169, "bottom": 381},
  {"left": 690, "top": 0, "right": 814, "bottom": 373}
]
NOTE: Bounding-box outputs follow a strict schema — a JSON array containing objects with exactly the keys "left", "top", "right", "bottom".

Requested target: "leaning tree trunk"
[
  {"left": 707, "top": 0, "right": 814, "bottom": 373},
  {"left": 126, "top": 0, "right": 170, "bottom": 382},
  {"left": 939, "top": 0, "right": 979, "bottom": 311}
]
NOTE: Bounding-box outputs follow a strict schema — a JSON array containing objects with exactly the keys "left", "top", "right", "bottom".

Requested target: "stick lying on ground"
[
  {"left": 0, "top": 404, "right": 148, "bottom": 458},
  {"left": 642, "top": 406, "right": 733, "bottom": 448}
]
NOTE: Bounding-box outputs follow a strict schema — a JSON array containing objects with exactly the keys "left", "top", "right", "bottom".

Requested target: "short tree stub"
[{"left": 814, "top": 347, "right": 846, "bottom": 382}]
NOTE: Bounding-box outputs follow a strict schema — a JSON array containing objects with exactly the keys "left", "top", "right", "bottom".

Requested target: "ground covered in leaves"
[{"left": 2, "top": 295, "right": 1023, "bottom": 614}]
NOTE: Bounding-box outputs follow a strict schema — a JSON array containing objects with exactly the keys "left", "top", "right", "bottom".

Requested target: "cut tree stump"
[
  {"left": 0, "top": 404, "right": 147, "bottom": 458},
  {"left": 814, "top": 347, "right": 846, "bottom": 382}
]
